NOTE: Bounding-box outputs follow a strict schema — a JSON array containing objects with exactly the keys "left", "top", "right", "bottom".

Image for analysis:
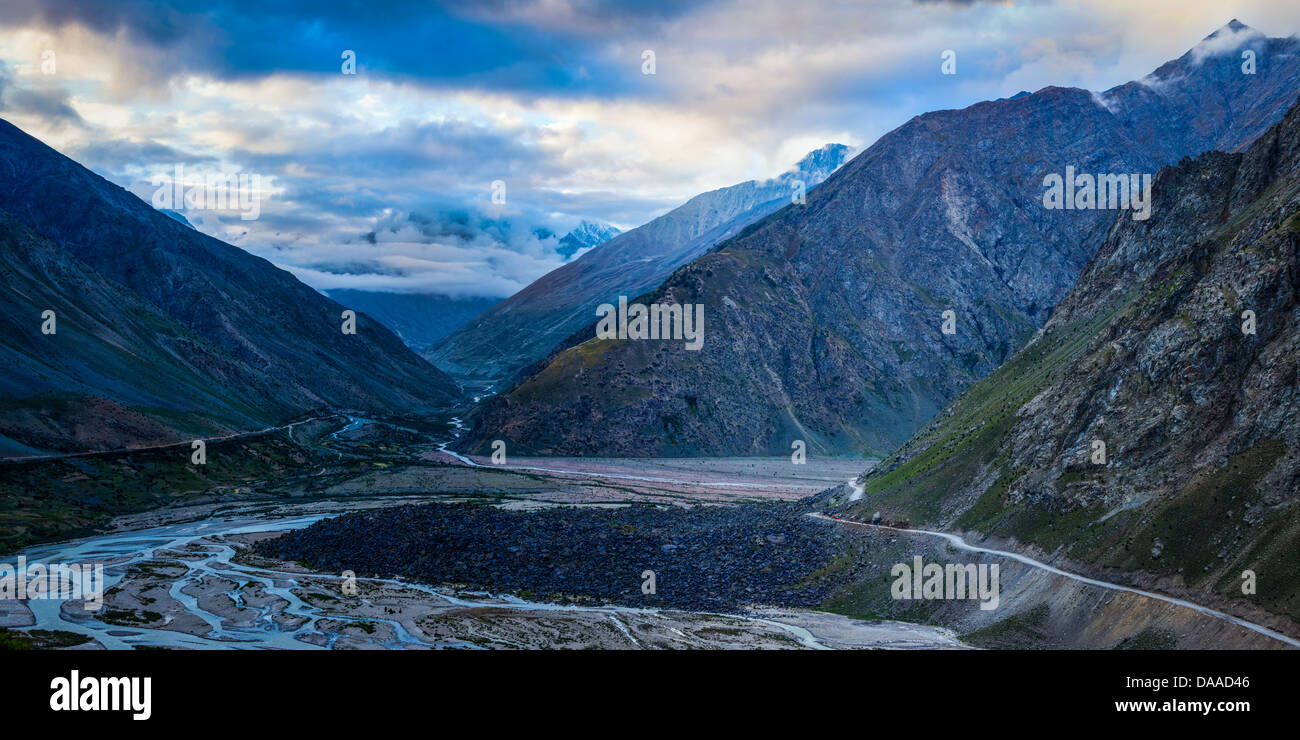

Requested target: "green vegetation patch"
[
  {"left": 962, "top": 603, "right": 1052, "bottom": 649},
  {"left": 1113, "top": 626, "right": 1178, "bottom": 650},
  {"left": 0, "top": 628, "right": 94, "bottom": 650},
  {"left": 855, "top": 299, "right": 1129, "bottom": 527}
]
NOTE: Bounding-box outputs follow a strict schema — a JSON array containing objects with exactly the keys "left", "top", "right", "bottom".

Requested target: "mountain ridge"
[
  {"left": 0, "top": 118, "right": 458, "bottom": 455},
  {"left": 461, "top": 22, "right": 1300, "bottom": 458},
  {"left": 832, "top": 90, "right": 1300, "bottom": 628},
  {"left": 425, "top": 142, "right": 852, "bottom": 384}
]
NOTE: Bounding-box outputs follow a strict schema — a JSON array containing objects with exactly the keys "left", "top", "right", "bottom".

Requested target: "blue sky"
[{"left": 2, "top": 0, "right": 1299, "bottom": 298}]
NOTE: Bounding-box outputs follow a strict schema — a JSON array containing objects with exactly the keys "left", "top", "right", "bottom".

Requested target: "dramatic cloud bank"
[{"left": 1, "top": 0, "right": 1297, "bottom": 297}]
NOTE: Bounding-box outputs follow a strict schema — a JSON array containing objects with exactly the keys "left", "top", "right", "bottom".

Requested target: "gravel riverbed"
[{"left": 257, "top": 501, "right": 862, "bottom": 612}]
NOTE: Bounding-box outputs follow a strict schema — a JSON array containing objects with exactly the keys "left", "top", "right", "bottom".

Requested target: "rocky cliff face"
[
  {"left": 462, "top": 22, "right": 1300, "bottom": 458},
  {"left": 425, "top": 143, "right": 851, "bottom": 384},
  {"left": 0, "top": 119, "right": 458, "bottom": 455},
  {"left": 836, "top": 92, "right": 1300, "bottom": 627}
]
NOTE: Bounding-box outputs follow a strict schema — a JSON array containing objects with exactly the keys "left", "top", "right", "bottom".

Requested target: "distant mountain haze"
[
  {"left": 324, "top": 290, "right": 498, "bottom": 353},
  {"left": 461, "top": 21, "right": 1300, "bottom": 458},
  {"left": 321, "top": 220, "right": 622, "bottom": 356},
  {"left": 426, "top": 143, "right": 853, "bottom": 383}
]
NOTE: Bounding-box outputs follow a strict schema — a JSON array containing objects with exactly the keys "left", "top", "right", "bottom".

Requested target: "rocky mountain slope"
[
  {"left": 0, "top": 212, "right": 268, "bottom": 455},
  {"left": 426, "top": 143, "right": 851, "bottom": 383},
  {"left": 834, "top": 91, "right": 1300, "bottom": 628},
  {"left": 0, "top": 119, "right": 458, "bottom": 455},
  {"left": 462, "top": 22, "right": 1300, "bottom": 458}
]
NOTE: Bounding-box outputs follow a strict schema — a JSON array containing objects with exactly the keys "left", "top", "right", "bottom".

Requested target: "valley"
[
  {"left": 1, "top": 13, "right": 1297, "bottom": 662},
  {"left": 0, "top": 415, "right": 949, "bottom": 650},
  {"left": 2, "top": 511, "right": 969, "bottom": 650},
  {"left": 4, "top": 414, "right": 1293, "bottom": 650}
]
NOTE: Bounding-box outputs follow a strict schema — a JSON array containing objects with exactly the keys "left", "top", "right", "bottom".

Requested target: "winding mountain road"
[
  {"left": 810, "top": 512, "right": 1299, "bottom": 648},
  {"left": 1, "top": 414, "right": 339, "bottom": 464}
]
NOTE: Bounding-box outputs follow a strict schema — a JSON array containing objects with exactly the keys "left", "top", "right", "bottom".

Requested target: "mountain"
[
  {"left": 324, "top": 290, "right": 497, "bottom": 353},
  {"left": 832, "top": 91, "right": 1300, "bottom": 627},
  {"left": 557, "top": 220, "right": 621, "bottom": 259},
  {"left": 158, "top": 209, "right": 195, "bottom": 229},
  {"left": 425, "top": 143, "right": 853, "bottom": 383},
  {"left": 0, "top": 212, "right": 266, "bottom": 456},
  {"left": 0, "top": 118, "right": 458, "bottom": 455},
  {"left": 461, "top": 21, "right": 1300, "bottom": 457}
]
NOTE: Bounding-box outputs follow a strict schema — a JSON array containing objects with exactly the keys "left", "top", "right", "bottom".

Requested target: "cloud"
[
  {"left": 2, "top": 1, "right": 1299, "bottom": 301},
  {"left": 0, "top": 0, "right": 711, "bottom": 100},
  {"left": 912, "top": 0, "right": 1010, "bottom": 6},
  {"left": 74, "top": 137, "right": 210, "bottom": 170},
  {"left": 0, "top": 63, "right": 84, "bottom": 128},
  {"left": 2, "top": 83, "right": 82, "bottom": 126},
  {"left": 270, "top": 217, "right": 573, "bottom": 298},
  {"left": 1189, "top": 19, "right": 1267, "bottom": 65}
]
